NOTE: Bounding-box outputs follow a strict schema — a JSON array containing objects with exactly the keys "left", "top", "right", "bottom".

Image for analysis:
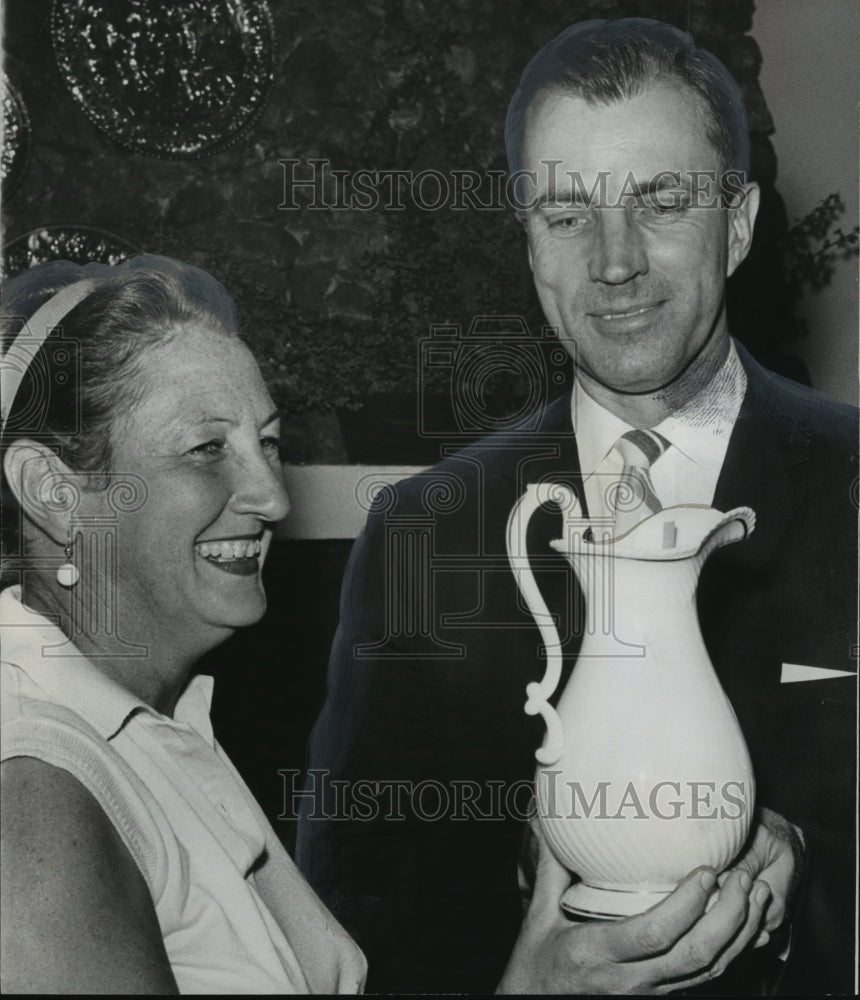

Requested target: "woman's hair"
[{"left": 1, "top": 253, "right": 239, "bottom": 572}]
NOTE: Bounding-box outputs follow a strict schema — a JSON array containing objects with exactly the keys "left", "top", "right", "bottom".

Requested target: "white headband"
[{"left": 0, "top": 279, "right": 97, "bottom": 433}]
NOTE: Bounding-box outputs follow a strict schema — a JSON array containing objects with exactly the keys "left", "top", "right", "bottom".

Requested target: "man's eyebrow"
[
  {"left": 259, "top": 409, "right": 280, "bottom": 430},
  {"left": 536, "top": 188, "right": 590, "bottom": 208},
  {"left": 622, "top": 174, "right": 686, "bottom": 199}
]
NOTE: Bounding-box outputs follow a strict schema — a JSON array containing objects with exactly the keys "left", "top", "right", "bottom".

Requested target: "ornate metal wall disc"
[{"left": 51, "top": 0, "right": 276, "bottom": 158}]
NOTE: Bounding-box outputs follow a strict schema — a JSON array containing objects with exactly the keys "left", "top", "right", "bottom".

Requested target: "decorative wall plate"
[
  {"left": 3, "top": 225, "right": 139, "bottom": 279},
  {"left": 1, "top": 73, "right": 31, "bottom": 199},
  {"left": 51, "top": 0, "right": 276, "bottom": 158}
]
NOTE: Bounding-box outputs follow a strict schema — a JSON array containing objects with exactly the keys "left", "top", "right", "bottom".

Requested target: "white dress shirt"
[{"left": 572, "top": 341, "right": 747, "bottom": 520}]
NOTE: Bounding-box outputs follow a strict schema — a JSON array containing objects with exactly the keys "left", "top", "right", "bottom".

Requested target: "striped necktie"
[{"left": 607, "top": 429, "right": 671, "bottom": 535}]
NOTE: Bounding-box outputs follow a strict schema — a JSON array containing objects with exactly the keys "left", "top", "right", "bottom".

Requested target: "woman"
[{"left": 0, "top": 255, "right": 366, "bottom": 993}]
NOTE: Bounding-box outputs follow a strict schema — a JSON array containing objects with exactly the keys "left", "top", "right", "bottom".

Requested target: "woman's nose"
[{"left": 230, "top": 451, "right": 290, "bottom": 524}]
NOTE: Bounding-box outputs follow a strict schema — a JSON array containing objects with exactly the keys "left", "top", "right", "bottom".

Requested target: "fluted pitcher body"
[{"left": 507, "top": 483, "right": 756, "bottom": 918}]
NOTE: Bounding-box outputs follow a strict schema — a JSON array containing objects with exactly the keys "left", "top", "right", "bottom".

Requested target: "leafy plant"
[{"left": 782, "top": 193, "right": 859, "bottom": 299}]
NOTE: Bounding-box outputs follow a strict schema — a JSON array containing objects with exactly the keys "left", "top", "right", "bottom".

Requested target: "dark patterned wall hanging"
[
  {"left": 1, "top": 73, "right": 31, "bottom": 199},
  {"left": 3, "top": 225, "right": 139, "bottom": 279},
  {"left": 51, "top": 0, "right": 276, "bottom": 158}
]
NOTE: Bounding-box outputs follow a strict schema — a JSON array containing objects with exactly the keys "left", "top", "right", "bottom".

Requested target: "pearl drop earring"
[{"left": 57, "top": 531, "right": 79, "bottom": 588}]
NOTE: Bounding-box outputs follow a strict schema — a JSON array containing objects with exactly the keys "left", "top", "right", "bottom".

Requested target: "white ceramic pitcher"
[{"left": 506, "top": 483, "right": 756, "bottom": 918}]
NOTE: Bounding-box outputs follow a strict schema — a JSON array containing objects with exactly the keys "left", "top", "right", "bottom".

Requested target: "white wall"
[{"left": 753, "top": 0, "right": 859, "bottom": 405}]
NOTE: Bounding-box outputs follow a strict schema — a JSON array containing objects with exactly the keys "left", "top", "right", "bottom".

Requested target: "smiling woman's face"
[{"left": 103, "top": 325, "right": 290, "bottom": 649}]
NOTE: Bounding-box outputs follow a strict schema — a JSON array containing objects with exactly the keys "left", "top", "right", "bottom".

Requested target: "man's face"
[{"left": 521, "top": 80, "right": 758, "bottom": 394}]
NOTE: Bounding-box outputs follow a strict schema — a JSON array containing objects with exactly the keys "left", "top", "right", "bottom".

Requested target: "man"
[{"left": 297, "top": 19, "right": 857, "bottom": 994}]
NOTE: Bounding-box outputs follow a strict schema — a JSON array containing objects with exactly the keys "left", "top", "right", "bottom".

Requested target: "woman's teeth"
[{"left": 195, "top": 539, "right": 261, "bottom": 561}]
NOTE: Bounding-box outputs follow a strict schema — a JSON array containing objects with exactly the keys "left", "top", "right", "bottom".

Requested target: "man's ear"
[
  {"left": 726, "top": 182, "right": 761, "bottom": 277},
  {"left": 3, "top": 440, "right": 80, "bottom": 547}
]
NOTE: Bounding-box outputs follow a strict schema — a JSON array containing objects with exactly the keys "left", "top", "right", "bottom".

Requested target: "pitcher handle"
[{"left": 506, "top": 482, "right": 578, "bottom": 765}]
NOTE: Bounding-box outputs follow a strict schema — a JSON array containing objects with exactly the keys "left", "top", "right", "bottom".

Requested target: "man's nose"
[
  {"left": 229, "top": 452, "right": 291, "bottom": 524},
  {"left": 588, "top": 208, "right": 649, "bottom": 285}
]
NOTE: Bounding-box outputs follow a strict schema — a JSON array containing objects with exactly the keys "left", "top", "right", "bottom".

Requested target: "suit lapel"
[
  {"left": 515, "top": 393, "right": 587, "bottom": 511},
  {"left": 713, "top": 344, "right": 812, "bottom": 568},
  {"left": 702, "top": 345, "right": 813, "bottom": 659}
]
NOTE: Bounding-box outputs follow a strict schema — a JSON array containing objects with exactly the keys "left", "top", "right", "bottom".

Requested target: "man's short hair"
[{"left": 505, "top": 17, "right": 750, "bottom": 185}]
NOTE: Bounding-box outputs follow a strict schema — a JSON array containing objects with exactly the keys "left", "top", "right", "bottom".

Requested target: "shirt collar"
[
  {"left": 570, "top": 380, "right": 632, "bottom": 475},
  {"left": 570, "top": 340, "right": 747, "bottom": 471},
  {"left": 0, "top": 586, "right": 214, "bottom": 742}
]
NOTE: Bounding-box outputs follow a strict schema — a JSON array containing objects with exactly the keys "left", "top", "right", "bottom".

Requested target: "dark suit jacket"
[{"left": 296, "top": 345, "right": 858, "bottom": 994}]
